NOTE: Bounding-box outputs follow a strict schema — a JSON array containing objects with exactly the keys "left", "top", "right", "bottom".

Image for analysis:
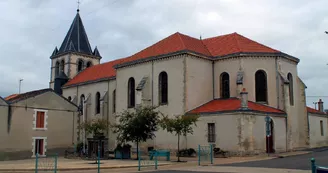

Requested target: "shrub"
[{"left": 177, "top": 148, "right": 196, "bottom": 157}]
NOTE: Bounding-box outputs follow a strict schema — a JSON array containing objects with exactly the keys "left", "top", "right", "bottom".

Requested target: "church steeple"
[{"left": 56, "top": 11, "right": 94, "bottom": 57}]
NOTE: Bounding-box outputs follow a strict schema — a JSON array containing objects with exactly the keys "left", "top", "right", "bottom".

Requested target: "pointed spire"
[
  {"left": 51, "top": 47, "right": 58, "bottom": 57},
  {"left": 93, "top": 46, "right": 101, "bottom": 58},
  {"left": 57, "top": 11, "right": 93, "bottom": 56}
]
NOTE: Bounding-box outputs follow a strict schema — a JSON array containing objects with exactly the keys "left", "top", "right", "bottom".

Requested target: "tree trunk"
[
  {"left": 177, "top": 134, "right": 180, "bottom": 162},
  {"left": 136, "top": 141, "right": 139, "bottom": 160}
]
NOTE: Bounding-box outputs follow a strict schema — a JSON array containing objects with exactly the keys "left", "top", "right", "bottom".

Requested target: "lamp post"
[
  {"left": 313, "top": 102, "right": 318, "bottom": 110},
  {"left": 19, "top": 79, "right": 23, "bottom": 94}
]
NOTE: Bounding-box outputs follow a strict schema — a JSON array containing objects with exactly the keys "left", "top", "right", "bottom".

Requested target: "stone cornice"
[{"left": 50, "top": 51, "right": 101, "bottom": 60}]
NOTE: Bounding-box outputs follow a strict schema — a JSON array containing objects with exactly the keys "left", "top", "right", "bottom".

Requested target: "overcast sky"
[{"left": 0, "top": 0, "right": 327, "bottom": 108}]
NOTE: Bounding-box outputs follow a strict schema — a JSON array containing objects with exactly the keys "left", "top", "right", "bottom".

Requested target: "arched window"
[
  {"left": 287, "top": 73, "right": 294, "bottom": 106},
  {"left": 159, "top": 72, "right": 168, "bottom": 104},
  {"left": 80, "top": 94, "right": 85, "bottom": 115},
  {"left": 77, "top": 60, "right": 84, "bottom": 72},
  {"left": 255, "top": 70, "right": 268, "bottom": 103},
  {"left": 113, "top": 89, "right": 116, "bottom": 113},
  {"left": 60, "top": 60, "right": 65, "bottom": 73},
  {"left": 220, "top": 72, "right": 230, "bottom": 98},
  {"left": 67, "top": 96, "right": 71, "bottom": 101},
  {"left": 55, "top": 61, "right": 60, "bottom": 77},
  {"left": 95, "top": 92, "right": 101, "bottom": 114},
  {"left": 86, "top": 61, "right": 92, "bottom": 68},
  {"left": 127, "top": 77, "right": 135, "bottom": 108}
]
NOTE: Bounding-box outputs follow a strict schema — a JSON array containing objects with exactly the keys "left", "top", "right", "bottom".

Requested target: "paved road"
[{"left": 218, "top": 149, "right": 328, "bottom": 170}]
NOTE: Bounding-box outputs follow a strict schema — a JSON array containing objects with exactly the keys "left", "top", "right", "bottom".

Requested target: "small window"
[
  {"left": 207, "top": 123, "right": 216, "bottom": 143},
  {"left": 128, "top": 77, "right": 135, "bottom": 108},
  {"left": 33, "top": 137, "right": 46, "bottom": 156},
  {"left": 159, "top": 72, "right": 168, "bottom": 104},
  {"left": 95, "top": 92, "right": 101, "bottom": 114},
  {"left": 33, "top": 110, "right": 47, "bottom": 130},
  {"left": 60, "top": 60, "right": 65, "bottom": 73},
  {"left": 320, "top": 120, "right": 324, "bottom": 136},
  {"left": 55, "top": 61, "right": 60, "bottom": 77},
  {"left": 287, "top": 73, "right": 294, "bottom": 106},
  {"left": 220, "top": 72, "right": 230, "bottom": 98},
  {"left": 255, "top": 70, "right": 268, "bottom": 103},
  {"left": 113, "top": 89, "right": 116, "bottom": 113},
  {"left": 86, "top": 61, "right": 92, "bottom": 68},
  {"left": 78, "top": 60, "right": 84, "bottom": 72}
]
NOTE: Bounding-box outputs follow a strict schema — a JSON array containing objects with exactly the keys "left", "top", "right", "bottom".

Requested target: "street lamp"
[{"left": 19, "top": 79, "right": 23, "bottom": 94}]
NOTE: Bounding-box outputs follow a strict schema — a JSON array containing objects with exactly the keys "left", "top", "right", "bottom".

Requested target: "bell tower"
[{"left": 49, "top": 9, "right": 102, "bottom": 89}]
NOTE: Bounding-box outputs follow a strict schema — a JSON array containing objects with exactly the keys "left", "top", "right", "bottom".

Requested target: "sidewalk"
[
  {"left": 173, "top": 166, "right": 310, "bottom": 173},
  {"left": 0, "top": 150, "right": 310, "bottom": 171}
]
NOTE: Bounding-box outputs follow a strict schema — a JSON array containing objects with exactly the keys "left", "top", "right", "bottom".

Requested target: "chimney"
[
  {"left": 318, "top": 99, "right": 324, "bottom": 112},
  {"left": 240, "top": 88, "right": 248, "bottom": 109}
]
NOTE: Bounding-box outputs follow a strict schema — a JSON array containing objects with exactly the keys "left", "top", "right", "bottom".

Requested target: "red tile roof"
[
  {"left": 5, "top": 88, "right": 52, "bottom": 103},
  {"left": 307, "top": 107, "right": 327, "bottom": 115},
  {"left": 202, "top": 32, "right": 279, "bottom": 56},
  {"left": 188, "top": 98, "right": 285, "bottom": 114},
  {"left": 4, "top": 94, "right": 19, "bottom": 101},
  {"left": 64, "top": 32, "right": 282, "bottom": 87},
  {"left": 64, "top": 58, "right": 128, "bottom": 87}
]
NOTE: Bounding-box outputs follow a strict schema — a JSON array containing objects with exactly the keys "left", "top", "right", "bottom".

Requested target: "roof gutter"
[{"left": 63, "top": 76, "right": 116, "bottom": 89}]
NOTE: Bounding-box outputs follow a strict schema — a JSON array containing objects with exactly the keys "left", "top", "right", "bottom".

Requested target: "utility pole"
[{"left": 19, "top": 79, "right": 23, "bottom": 94}]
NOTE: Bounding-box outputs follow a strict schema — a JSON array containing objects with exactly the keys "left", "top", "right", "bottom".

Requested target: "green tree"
[
  {"left": 113, "top": 106, "right": 161, "bottom": 159},
  {"left": 160, "top": 114, "right": 199, "bottom": 162},
  {"left": 78, "top": 118, "right": 110, "bottom": 162}
]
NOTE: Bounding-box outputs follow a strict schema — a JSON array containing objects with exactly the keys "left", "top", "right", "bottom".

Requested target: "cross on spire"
[{"left": 77, "top": 0, "right": 80, "bottom": 12}]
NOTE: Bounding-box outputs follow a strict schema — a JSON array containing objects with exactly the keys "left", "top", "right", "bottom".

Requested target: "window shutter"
[
  {"left": 36, "top": 112, "right": 41, "bottom": 128},
  {"left": 39, "top": 112, "right": 45, "bottom": 128},
  {"left": 44, "top": 111, "right": 48, "bottom": 130}
]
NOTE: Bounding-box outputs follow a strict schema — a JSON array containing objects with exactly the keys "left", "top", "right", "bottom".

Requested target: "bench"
[{"left": 149, "top": 150, "right": 170, "bottom": 161}]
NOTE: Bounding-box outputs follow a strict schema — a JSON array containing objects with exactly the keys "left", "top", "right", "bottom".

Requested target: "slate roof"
[
  {"left": 5, "top": 88, "right": 52, "bottom": 103},
  {"left": 188, "top": 98, "right": 285, "bottom": 115},
  {"left": 307, "top": 107, "right": 327, "bottom": 115},
  {"left": 52, "top": 11, "right": 96, "bottom": 57},
  {"left": 64, "top": 32, "right": 297, "bottom": 87}
]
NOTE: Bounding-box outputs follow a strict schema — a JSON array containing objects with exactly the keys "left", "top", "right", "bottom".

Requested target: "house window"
[
  {"left": 80, "top": 94, "right": 85, "bottom": 115},
  {"left": 207, "top": 123, "right": 216, "bottom": 143},
  {"left": 320, "top": 120, "right": 324, "bottom": 136},
  {"left": 60, "top": 60, "right": 65, "bottom": 73},
  {"left": 33, "top": 110, "right": 47, "bottom": 130},
  {"left": 220, "top": 72, "right": 230, "bottom": 98},
  {"left": 55, "top": 61, "right": 60, "bottom": 77},
  {"left": 113, "top": 89, "right": 116, "bottom": 113},
  {"left": 86, "top": 61, "right": 92, "bottom": 68},
  {"left": 255, "top": 70, "right": 268, "bottom": 103},
  {"left": 32, "top": 137, "right": 47, "bottom": 156},
  {"left": 287, "top": 73, "right": 294, "bottom": 106},
  {"left": 77, "top": 60, "right": 84, "bottom": 72},
  {"left": 95, "top": 92, "right": 101, "bottom": 114},
  {"left": 159, "top": 71, "right": 168, "bottom": 104},
  {"left": 128, "top": 77, "right": 135, "bottom": 108}
]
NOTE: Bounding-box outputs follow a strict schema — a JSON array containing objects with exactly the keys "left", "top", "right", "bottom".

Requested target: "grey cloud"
[{"left": 0, "top": 0, "right": 327, "bottom": 110}]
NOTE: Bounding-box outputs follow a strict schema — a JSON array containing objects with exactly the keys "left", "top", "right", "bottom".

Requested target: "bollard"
[
  {"left": 54, "top": 154, "right": 58, "bottom": 173},
  {"left": 210, "top": 144, "right": 213, "bottom": 164},
  {"left": 155, "top": 151, "right": 158, "bottom": 170},
  {"left": 138, "top": 151, "right": 141, "bottom": 171},
  {"left": 35, "top": 153, "right": 38, "bottom": 173},
  {"left": 198, "top": 145, "right": 200, "bottom": 166},
  {"left": 311, "top": 158, "right": 316, "bottom": 173},
  {"left": 98, "top": 149, "right": 100, "bottom": 173}
]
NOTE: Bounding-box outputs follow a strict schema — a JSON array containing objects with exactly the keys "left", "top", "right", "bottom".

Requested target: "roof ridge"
[
  {"left": 235, "top": 33, "right": 280, "bottom": 52},
  {"left": 233, "top": 32, "right": 242, "bottom": 52},
  {"left": 203, "top": 32, "right": 236, "bottom": 41},
  {"left": 176, "top": 32, "right": 187, "bottom": 50}
]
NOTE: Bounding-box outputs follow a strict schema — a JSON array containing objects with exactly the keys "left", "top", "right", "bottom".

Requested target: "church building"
[{"left": 49, "top": 9, "right": 328, "bottom": 155}]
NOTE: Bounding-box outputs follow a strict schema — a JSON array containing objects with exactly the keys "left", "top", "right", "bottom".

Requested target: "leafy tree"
[
  {"left": 79, "top": 118, "right": 110, "bottom": 136},
  {"left": 113, "top": 106, "right": 161, "bottom": 159},
  {"left": 78, "top": 118, "right": 110, "bottom": 162},
  {"left": 160, "top": 114, "right": 199, "bottom": 162}
]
